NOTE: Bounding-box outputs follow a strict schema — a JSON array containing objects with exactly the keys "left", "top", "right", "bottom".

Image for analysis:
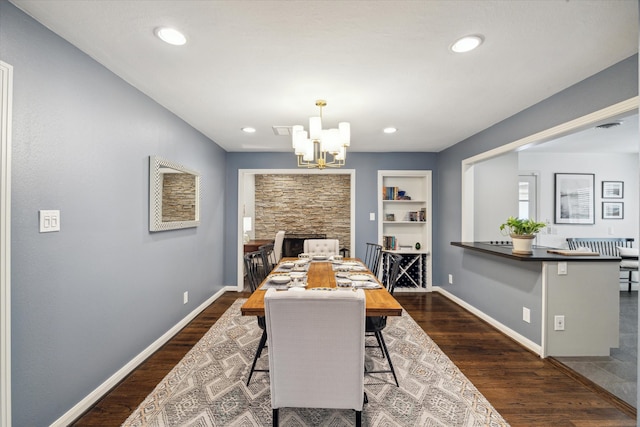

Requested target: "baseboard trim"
[
  {"left": 51, "top": 287, "right": 232, "bottom": 427},
  {"left": 433, "top": 286, "right": 542, "bottom": 357}
]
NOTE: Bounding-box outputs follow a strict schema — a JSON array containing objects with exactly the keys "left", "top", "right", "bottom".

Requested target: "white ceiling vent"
[{"left": 272, "top": 126, "right": 291, "bottom": 136}]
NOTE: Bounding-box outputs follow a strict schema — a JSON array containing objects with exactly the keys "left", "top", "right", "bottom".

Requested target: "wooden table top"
[
  {"left": 240, "top": 258, "right": 403, "bottom": 317},
  {"left": 243, "top": 239, "right": 273, "bottom": 254}
]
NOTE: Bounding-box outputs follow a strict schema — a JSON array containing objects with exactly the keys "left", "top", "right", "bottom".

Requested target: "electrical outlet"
[
  {"left": 523, "top": 307, "right": 531, "bottom": 323},
  {"left": 558, "top": 262, "right": 567, "bottom": 275},
  {"left": 183, "top": 291, "right": 188, "bottom": 304},
  {"left": 554, "top": 315, "right": 565, "bottom": 331},
  {"left": 448, "top": 274, "right": 453, "bottom": 284}
]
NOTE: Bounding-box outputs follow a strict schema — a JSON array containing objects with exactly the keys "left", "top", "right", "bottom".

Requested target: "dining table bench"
[{"left": 566, "top": 237, "right": 638, "bottom": 292}]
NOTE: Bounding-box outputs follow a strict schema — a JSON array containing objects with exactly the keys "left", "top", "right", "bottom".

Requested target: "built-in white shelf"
[{"left": 378, "top": 170, "right": 432, "bottom": 291}]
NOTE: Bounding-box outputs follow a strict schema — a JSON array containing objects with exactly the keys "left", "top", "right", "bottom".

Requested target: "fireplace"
[{"left": 282, "top": 233, "right": 327, "bottom": 257}]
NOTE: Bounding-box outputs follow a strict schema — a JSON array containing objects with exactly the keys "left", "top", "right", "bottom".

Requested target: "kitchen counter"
[
  {"left": 451, "top": 241, "right": 620, "bottom": 262},
  {"left": 451, "top": 241, "right": 621, "bottom": 358}
]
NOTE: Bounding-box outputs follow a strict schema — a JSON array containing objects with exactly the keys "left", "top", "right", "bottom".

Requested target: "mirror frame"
[{"left": 149, "top": 156, "right": 200, "bottom": 232}]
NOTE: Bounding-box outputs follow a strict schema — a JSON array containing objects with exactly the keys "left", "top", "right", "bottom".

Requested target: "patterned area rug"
[{"left": 123, "top": 299, "right": 509, "bottom": 426}]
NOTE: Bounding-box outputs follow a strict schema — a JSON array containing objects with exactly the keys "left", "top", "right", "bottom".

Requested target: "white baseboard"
[
  {"left": 433, "top": 286, "right": 542, "bottom": 357},
  {"left": 51, "top": 287, "right": 235, "bottom": 427}
]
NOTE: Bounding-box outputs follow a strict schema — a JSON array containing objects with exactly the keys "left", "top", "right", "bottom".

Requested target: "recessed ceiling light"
[
  {"left": 383, "top": 127, "right": 397, "bottom": 134},
  {"left": 450, "top": 35, "right": 484, "bottom": 53},
  {"left": 242, "top": 127, "right": 256, "bottom": 133},
  {"left": 154, "top": 27, "right": 187, "bottom": 46}
]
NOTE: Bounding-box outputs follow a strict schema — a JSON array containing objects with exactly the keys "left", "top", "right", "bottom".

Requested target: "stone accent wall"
[
  {"left": 162, "top": 173, "right": 196, "bottom": 221},
  {"left": 255, "top": 174, "right": 351, "bottom": 254}
]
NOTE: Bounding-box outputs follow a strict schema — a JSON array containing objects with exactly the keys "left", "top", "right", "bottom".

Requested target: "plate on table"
[
  {"left": 289, "top": 271, "right": 306, "bottom": 279},
  {"left": 350, "top": 266, "right": 367, "bottom": 272},
  {"left": 287, "top": 281, "right": 307, "bottom": 288},
  {"left": 294, "top": 259, "right": 309, "bottom": 265},
  {"left": 312, "top": 254, "right": 328, "bottom": 261},
  {"left": 279, "top": 262, "right": 295, "bottom": 269},
  {"left": 352, "top": 281, "right": 382, "bottom": 289},
  {"left": 270, "top": 275, "right": 291, "bottom": 284},
  {"left": 336, "top": 278, "right": 352, "bottom": 287},
  {"left": 348, "top": 273, "right": 375, "bottom": 282},
  {"left": 342, "top": 261, "right": 360, "bottom": 266}
]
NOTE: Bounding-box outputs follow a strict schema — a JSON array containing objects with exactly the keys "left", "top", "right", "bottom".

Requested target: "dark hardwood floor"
[{"left": 72, "top": 291, "right": 636, "bottom": 426}]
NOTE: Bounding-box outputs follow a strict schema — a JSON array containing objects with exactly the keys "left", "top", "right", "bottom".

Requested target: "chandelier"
[{"left": 292, "top": 100, "right": 350, "bottom": 169}]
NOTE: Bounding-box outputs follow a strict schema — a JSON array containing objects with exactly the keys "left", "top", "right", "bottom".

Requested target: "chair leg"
[
  {"left": 629, "top": 271, "right": 633, "bottom": 292},
  {"left": 246, "top": 329, "right": 268, "bottom": 385},
  {"left": 376, "top": 331, "right": 399, "bottom": 387},
  {"left": 272, "top": 408, "right": 279, "bottom": 427},
  {"left": 356, "top": 410, "right": 361, "bottom": 427}
]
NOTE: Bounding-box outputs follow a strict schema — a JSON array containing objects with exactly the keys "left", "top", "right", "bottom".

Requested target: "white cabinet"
[{"left": 377, "top": 171, "right": 432, "bottom": 291}]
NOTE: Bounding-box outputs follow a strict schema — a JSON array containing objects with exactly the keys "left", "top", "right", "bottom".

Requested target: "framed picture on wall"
[
  {"left": 554, "top": 173, "right": 595, "bottom": 224},
  {"left": 602, "top": 202, "right": 624, "bottom": 219},
  {"left": 602, "top": 181, "right": 624, "bottom": 199}
]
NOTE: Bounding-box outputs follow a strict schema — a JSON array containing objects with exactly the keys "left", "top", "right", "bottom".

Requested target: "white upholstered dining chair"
[
  {"left": 273, "top": 230, "right": 285, "bottom": 262},
  {"left": 264, "top": 288, "right": 366, "bottom": 426},
  {"left": 303, "top": 238, "right": 340, "bottom": 256}
]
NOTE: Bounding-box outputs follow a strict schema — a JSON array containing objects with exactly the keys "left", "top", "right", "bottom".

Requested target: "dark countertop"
[{"left": 451, "top": 241, "right": 621, "bottom": 262}]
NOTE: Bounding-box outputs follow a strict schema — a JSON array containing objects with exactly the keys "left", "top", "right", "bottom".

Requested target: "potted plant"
[{"left": 499, "top": 216, "right": 546, "bottom": 254}]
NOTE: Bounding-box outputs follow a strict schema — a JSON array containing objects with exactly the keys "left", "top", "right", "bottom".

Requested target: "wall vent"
[{"left": 595, "top": 121, "right": 622, "bottom": 130}]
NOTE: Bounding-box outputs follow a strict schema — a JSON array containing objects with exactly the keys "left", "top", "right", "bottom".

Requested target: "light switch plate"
[
  {"left": 369, "top": 212, "right": 375, "bottom": 221},
  {"left": 39, "top": 210, "right": 60, "bottom": 233}
]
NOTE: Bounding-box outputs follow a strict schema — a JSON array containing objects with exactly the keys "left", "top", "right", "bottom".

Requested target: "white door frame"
[
  {"left": 237, "top": 169, "right": 356, "bottom": 290},
  {"left": 0, "top": 60, "right": 13, "bottom": 427}
]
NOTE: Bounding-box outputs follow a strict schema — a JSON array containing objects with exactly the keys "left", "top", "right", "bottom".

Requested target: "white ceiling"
[{"left": 10, "top": 0, "right": 639, "bottom": 153}]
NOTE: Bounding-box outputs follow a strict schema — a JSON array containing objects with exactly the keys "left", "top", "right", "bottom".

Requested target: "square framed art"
[
  {"left": 601, "top": 181, "right": 624, "bottom": 199},
  {"left": 602, "top": 201, "right": 624, "bottom": 219}
]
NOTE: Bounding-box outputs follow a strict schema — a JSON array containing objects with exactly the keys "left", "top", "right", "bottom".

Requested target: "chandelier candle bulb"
[
  {"left": 339, "top": 122, "right": 350, "bottom": 145},
  {"left": 309, "top": 116, "right": 322, "bottom": 140},
  {"left": 292, "top": 125, "right": 304, "bottom": 148}
]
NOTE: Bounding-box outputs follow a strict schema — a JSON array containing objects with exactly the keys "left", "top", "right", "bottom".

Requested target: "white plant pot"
[{"left": 511, "top": 234, "right": 535, "bottom": 254}]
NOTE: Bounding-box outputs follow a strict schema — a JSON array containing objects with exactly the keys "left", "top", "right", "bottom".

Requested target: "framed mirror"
[{"left": 149, "top": 156, "right": 200, "bottom": 231}]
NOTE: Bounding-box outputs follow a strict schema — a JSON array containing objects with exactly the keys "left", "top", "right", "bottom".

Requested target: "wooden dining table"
[{"left": 240, "top": 258, "right": 403, "bottom": 317}]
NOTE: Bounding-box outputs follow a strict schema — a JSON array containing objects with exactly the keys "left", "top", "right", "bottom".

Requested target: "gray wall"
[
  {"left": 1, "top": 2, "right": 227, "bottom": 425},
  {"left": 473, "top": 151, "right": 519, "bottom": 241},
  {"left": 3, "top": 0, "right": 638, "bottom": 423},
  {"left": 435, "top": 54, "right": 638, "bottom": 343},
  {"left": 224, "top": 152, "right": 439, "bottom": 285}
]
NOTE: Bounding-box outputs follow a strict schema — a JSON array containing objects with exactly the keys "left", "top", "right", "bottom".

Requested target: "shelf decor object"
[{"left": 291, "top": 100, "right": 350, "bottom": 169}]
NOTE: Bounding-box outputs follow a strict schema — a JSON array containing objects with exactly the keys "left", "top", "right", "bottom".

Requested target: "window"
[{"left": 518, "top": 175, "right": 537, "bottom": 220}]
